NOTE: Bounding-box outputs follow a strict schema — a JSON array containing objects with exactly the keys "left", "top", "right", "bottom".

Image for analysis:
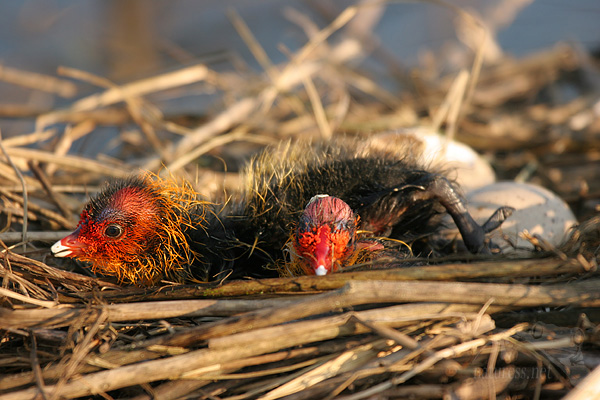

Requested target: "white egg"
[
  {"left": 364, "top": 128, "right": 496, "bottom": 191},
  {"left": 447, "top": 182, "right": 577, "bottom": 254}
]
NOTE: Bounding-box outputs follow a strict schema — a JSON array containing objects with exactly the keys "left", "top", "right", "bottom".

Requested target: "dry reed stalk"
[
  {"left": 447, "top": 366, "right": 517, "bottom": 400},
  {"left": 356, "top": 384, "right": 449, "bottom": 399},
  {"left": 0, "top": 163, "right": 42, "bottom": 192},
  {"left": 0, "top": 303, "right": 487, "bottom": 400},
  {"left": 0, "top": 104, "right": 53, "bottom": 118},
  {"left": 3, "top": 147, "right": 129, "bottom": 178},
  {"left": 123, "top": 282, "right": 510, "bottom": 352},
  {"left": 339, "top": 324, "right": 528, "bottom": 400},
  {"left": 0, "top": 130, "right": 28, "bottom": 251},
  {"left": 162, "top": 65, "right": 296, "bottom": 160},
  {"left": 448, "top": 44, "right": 579, "bottom": 108},
  {"left": 232, "top": 318, "right": 495, "bottom": 399},
  {"left": 0, "top": 64, "right": 77, "bottom": 98},
  {"left": 335, "top": 64, "right": 402, "bottom": 108},
  {"left": 0, "top": 287, "right": 57, "bottom": 308},
  {"left": 0, "top": 251, "right": 118, "bottom": 290},
  {"left": 28, "top": 161, "right": 73, "bottom": 220},
  {"left": 319, "top": 279, "right": 600, "bottom": 308},
  {"left": 11, "top": 184, "right": 99, "bottom": 193},
  {"left": 0, "top": 297, "right": 305, "bottom": 329},
  {"left": 165, "top": 96, "right": 257, "bottom": 167},
  {"left": 208, "top": 310, "right": 494, "bottom": 362},
  {"left": 185, "top": 344, "right": 349, "bottom": 380},
  {"left": 259, "top": 340, "right": 389, "bottom": 400},
  {"left": 127, "top": 381, "right": 210, "bottom": 400},
  {"left": 71, "top": 257, "right": 587, "bottom": 302},
  {"left": 46, "top": 120, "right": 97, "bottom": 177},
  {"left": 2, "top": 341, "right": 356, "bottom": 396},
  {"left": 1, "top": 130, "right": 58, "bottom": 148},
  {"left": 302, "top": 74, "right": 333, "bottom": 140},
  {"left": 36, "top": 64, "right": 210, "bottom": 129},
  {"left": 76, "top": 276, "right": 598, "bottom": 372},
  {"left": 50, "top": 308, "right": 109, "bottom": 399},
  {"left": 75, "top": 304, "right": 485, "bottom": 383},
  {"left": 259, "top": 374, "right": 352, "bottom": 400},
  {"left": 430, "top": 69, "right": 470, "bottom": 133},
  {"left": 0, "top": 349, "right": 165, "bottom": 393},
  {"left": 563, "top": 364, "right": 600, "bottom": 400},
  {"left": 164, "top": 5, "right": 365, "bottom": 166},
  {"left": 166, "top": 130, "right": 276, "bottom": 173},
  {"left": 227, "top": 8, "right": 276, "bottom": 80},
  {"left": 320, "top": 344, "right": 465, "bottom": 399},
  {"left": 349, "top": 316, "right": 473, "bottom": 384},
  {"left": 0, "top": 262, "right": 58, "bottom": 303},
  {"left": 496, "top": 307, "right": 600, "bottom": 327}
]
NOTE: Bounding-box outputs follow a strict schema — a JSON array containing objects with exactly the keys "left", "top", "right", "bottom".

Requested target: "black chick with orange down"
[
  {"left": 52, "top": 138, "right": 511, "bottom": 284},
  {"left": 233, "top": 138, "right": 513, "bottom": 276},
  {"left": 52, "top": 173, "right": 235, "bottom": 285}
]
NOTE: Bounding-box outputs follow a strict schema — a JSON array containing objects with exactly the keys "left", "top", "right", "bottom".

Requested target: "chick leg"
[{"left": 409, "top": 175, "right": 514, "bottom": 254}]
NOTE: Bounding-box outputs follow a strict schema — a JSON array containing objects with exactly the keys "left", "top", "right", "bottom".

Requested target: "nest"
[{"left": 1, "top": 2, "right": 600, "bottom": 399}]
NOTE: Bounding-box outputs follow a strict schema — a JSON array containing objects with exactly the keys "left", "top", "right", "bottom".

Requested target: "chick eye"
[{"left": 104, "top": 224, "right": 123, "bottom": 238}]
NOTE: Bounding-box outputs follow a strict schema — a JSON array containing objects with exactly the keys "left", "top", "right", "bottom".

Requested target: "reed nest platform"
[{"left": 1, "top": 3, "right": 600, "bottom": 399}]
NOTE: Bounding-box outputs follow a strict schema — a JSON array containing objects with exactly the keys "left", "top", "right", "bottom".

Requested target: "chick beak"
[
  {"left": 312, "top": 228, "right": 333, "bottom": 276},
  {"left": 314, "top": 265, "right": 328, "bottom": 276},
  {"left": 51, "top": 229, "right": 86, "bottom": 258}
]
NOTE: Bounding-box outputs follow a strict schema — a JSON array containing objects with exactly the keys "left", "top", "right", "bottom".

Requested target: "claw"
[{"left": 481, "top": 206, "right": 515, "bottom": 233}]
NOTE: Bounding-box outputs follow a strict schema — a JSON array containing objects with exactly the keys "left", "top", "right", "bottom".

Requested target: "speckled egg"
[
  {"left": 364, "top": 128, "right": 496, "bottom": 191},
  {"left": 457, "top": 182, "right": 577, "bottom": 254}
]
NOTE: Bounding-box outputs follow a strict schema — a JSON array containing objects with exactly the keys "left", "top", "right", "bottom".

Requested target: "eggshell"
[
  {"left": 364, "top": 128, "right": 496, "bottom": 191},
  {"left": 446, "top": 182, "right": 577, "bottom": 254}
]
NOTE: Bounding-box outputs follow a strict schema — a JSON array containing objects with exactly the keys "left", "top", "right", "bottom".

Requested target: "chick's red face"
[
  {"left": 52, "top": 185, "right": 161, "bottom": 268},
  {"left": 294, "top": 223, "right": 353, "bottom": 275},
  {"left": 293, "top": 196, "right": 357, "bottom": 276}
]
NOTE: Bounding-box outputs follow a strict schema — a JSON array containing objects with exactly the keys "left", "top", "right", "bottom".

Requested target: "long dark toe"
[{"left": 481, "top": 206, "right": 515, "bottom": 233}]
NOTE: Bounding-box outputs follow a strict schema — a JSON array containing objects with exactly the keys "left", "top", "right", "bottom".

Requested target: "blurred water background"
[{"left": 0, "top": 0, "right": 599, "bottom": 146}]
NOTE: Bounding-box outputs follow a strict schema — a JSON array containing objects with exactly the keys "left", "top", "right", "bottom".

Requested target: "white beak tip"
[
  {"left": 51, "top": 240, "right": 72, "bottom": 257},
  {"left": 315, "top": 265, "right": 328, "bottom": 276}
]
